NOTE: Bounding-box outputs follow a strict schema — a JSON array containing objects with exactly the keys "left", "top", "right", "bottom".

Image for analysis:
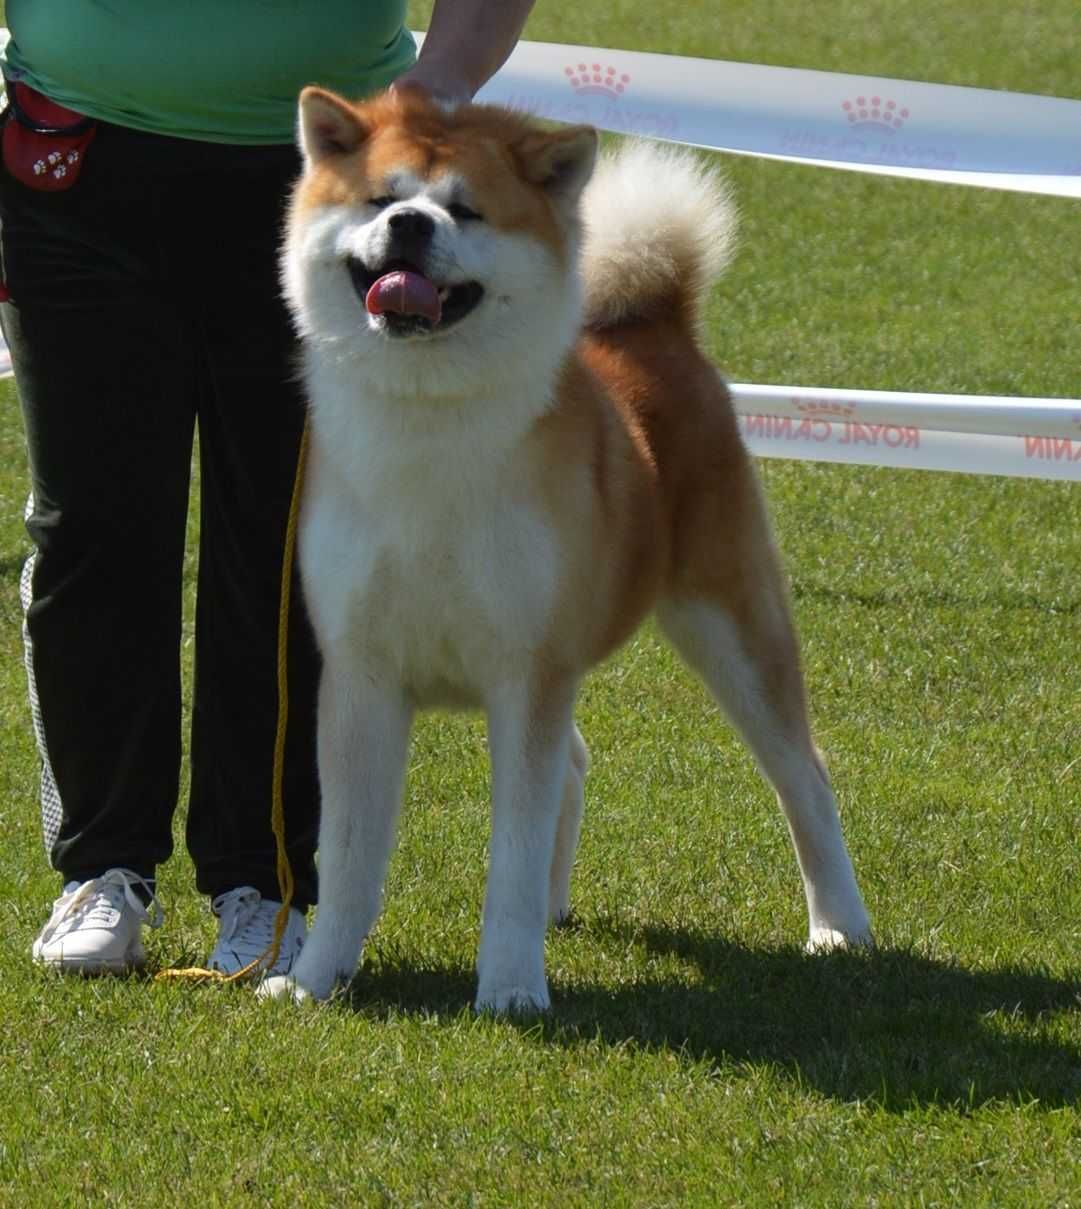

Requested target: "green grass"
[{"left": 1, "top": 3, "right": 1080, "bottom": 1204}]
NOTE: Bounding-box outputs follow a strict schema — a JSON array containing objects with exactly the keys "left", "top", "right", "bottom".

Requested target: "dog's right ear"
[{"left": 297, "top": 87, "right": 369, "bottom": 164}]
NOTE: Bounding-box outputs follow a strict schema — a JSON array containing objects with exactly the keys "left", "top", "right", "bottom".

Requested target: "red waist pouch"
[{"left": 2, "top": 80, "right": 96, "bottom": 191}]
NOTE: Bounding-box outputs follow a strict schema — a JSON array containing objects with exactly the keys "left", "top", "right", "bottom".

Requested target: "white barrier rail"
[
  {"left": 730, "top": 384, "right": 1079, "bottom": 440},
  {"left": 467, "top": 37, "right": 1081, "bottom": 199},
  {"left": 731, "top": 387, "right": 1081, "bottom": 482},
  {"left": 740, "top": 422, "right": 1081, "bottom": 481}
]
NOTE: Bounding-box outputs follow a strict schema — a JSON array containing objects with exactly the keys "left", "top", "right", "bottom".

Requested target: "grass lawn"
[{"left": 0, "top": 2, "right": 1078, "bottom": 1204}]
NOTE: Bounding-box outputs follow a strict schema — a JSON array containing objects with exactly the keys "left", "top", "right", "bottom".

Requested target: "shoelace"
[
  {"left": 212, "top": 889, "right": 278, "bottom": 955},
  {"left": 38, "top": 869, "right": 163, "bottom": 946}
]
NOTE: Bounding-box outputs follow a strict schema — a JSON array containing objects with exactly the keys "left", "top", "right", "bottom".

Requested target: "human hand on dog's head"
[{"left": 390, "top": 64, "right": 473, "bottom": 109}]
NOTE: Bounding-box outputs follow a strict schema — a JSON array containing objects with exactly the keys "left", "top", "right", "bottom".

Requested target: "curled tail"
[{"left": 579, "top": 140, "right": 737, "bottom": 329}]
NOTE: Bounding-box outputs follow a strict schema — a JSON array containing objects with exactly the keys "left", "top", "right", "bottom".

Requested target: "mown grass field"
[{"left": 0, "top": 1, "right": 1078, "bottom": 1204}]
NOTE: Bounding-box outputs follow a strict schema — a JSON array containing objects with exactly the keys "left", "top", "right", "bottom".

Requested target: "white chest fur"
[{"left": 299, "top": 372, "right": 559, "bottom": 707}]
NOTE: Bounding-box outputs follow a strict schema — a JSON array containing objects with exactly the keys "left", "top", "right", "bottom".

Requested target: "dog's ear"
[
  {"left": 297, "top": 87, "right": 370, "bottom": 163},
  {"left": 516, "top": 126, "right": 599, "bottom": 206}
]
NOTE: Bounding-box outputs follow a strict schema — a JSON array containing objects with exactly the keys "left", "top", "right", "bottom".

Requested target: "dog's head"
[{"left": 283, "top": 88, "right": 597, "bottom": 399}]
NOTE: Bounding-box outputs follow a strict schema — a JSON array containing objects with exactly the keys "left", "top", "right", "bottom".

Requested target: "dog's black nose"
[{"left": 387, "top": 209, "right": 435, "bottom": 242}]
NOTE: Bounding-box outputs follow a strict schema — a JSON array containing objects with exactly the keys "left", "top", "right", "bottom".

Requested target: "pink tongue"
[{"left": 365, "top": 270, "right": 442, "bottom": 324}]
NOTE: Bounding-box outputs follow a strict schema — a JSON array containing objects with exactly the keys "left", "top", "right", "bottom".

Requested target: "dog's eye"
[
  {"left": 368, "top": 196, "right": 395, "bottom": 210},
  {"left": 447, "top": 202, "right": 483, "bottom": 223}
]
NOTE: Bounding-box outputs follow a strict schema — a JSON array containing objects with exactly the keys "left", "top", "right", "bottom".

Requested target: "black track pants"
[{"left": 0, "top": 120, "right": 320, "bottom": 908}]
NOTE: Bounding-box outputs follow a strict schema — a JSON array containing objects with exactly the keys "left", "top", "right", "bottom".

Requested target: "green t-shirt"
[{"left": 2, "top": 1, "right": 416, "bottom": 144}]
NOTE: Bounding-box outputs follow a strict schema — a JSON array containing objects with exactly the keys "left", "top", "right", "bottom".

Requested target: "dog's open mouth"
[{"left": 348, "top": 258, "right": 484, "bottom": 337}]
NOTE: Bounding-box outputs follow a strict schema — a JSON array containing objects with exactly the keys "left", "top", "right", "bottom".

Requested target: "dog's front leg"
[
  {"left": 476, "top": 679, "right": 577, "bottom": 1014},
  {"left": 263, "top": 664, "right": 413, "bottom": 1002}
]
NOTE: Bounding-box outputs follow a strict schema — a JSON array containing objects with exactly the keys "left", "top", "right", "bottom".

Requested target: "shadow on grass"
[{"left": 347, "top": 922, "right": 1081, "bottom": 1112}]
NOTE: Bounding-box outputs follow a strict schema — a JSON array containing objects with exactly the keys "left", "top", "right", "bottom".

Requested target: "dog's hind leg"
[
  {"left": 264, "top": 666, "right": 414, "bottom": 1002},
  {"left": 656, "top": 587, "right": 872, "bottom": 951},
  {"left": 477, "top": 679, "right": 578, "bottom": 1014},
  {"left": 549, "top": 724, "right": 589, "bottom": 926}
]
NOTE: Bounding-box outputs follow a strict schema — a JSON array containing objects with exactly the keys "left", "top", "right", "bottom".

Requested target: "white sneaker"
[
  {"left": 207, "top": 886, "right": 306, "bottom": 977},
  {"left": 31, "top": 868, "right": 163, "bottom": 974}
]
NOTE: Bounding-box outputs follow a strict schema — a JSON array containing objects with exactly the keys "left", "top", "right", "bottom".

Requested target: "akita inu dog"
[{"left": 265, "top": 88, "right": 871, "bottom": 1013}]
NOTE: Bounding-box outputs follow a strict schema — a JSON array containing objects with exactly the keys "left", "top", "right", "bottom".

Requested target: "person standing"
[{"left": 2, "top": 0, "right": 536, "bottom": 976}]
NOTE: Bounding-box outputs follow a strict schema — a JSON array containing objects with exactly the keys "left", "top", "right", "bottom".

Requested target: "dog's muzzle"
[{"left": 350, "top": 209, "right": 484, "bottom": 337}]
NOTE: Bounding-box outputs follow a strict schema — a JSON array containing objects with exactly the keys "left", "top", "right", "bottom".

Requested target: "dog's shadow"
[{"left": 347, "top": 918, "right": 1080, "bottom": 1111}]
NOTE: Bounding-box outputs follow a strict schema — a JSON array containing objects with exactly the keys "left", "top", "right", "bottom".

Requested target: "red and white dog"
[{"left": 265, "top": 88, "right": 871, "bottom": 1012}]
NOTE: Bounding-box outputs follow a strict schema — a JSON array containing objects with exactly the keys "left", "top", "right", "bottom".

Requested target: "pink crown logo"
[
  {"left": 794, "top": 400, "right": 857, "bottom": 420},
  {"left": 565, "top": 63, "right": 631, "bottom": 99},
  {"left": 842, "top": 97, "right": 909, "bottom": 133}
]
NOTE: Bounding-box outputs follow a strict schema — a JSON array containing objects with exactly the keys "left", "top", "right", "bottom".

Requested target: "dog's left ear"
[
  {"left": 297, "top": 86, "right": 370, "bottom": 164},
  {"left": 517, "top": 126, "right": 598, "bottom": 207}
]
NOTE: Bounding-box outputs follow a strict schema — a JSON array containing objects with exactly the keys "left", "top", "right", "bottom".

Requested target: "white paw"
[
  {"left": 806, "top": 925, "right": 875, "bottom": 953},
  {"left": 474, "top": 981, "right": 551, "bottom": 1016},
  {"left": 257, "top": 974, "right": 312, "bottom": 1003}
]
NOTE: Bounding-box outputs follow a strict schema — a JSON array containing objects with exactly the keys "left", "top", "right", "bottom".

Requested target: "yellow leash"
[{"left": 157, "top": 419, "right": 309, "bottom": 983}]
